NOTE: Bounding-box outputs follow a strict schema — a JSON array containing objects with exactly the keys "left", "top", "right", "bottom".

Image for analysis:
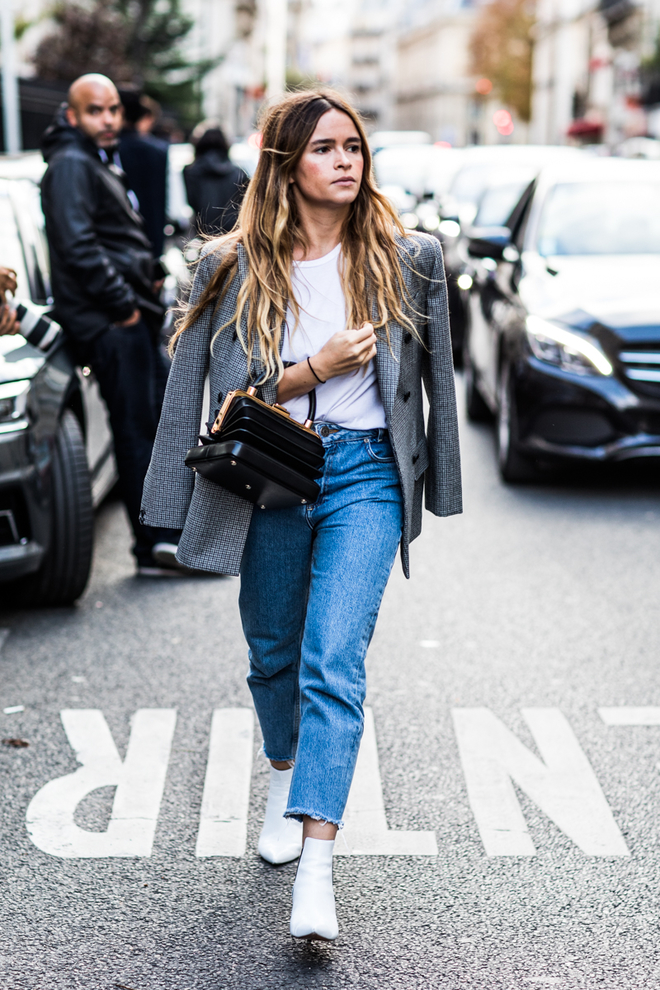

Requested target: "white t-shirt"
[{"left": 281, "top": 243, "right": 387, "bottom": 429}]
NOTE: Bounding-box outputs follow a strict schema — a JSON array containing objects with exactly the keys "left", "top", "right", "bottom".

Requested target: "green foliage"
[
  {"left": 470, "top": 0, "right": 536, "bottom": 123},
  {"left": 641, "top": 30, "right": 660, "bottom": 74},
  {"left": 32, "top": 0, "right": 213, "bottom": 127},
  {"left": 14, "top": 15, "right": 34, "bottom": 41}
]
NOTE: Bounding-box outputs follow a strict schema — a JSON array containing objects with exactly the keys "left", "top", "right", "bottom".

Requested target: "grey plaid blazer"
[{"left": 141, "top": 233, "right": 461, "bottom": 578}]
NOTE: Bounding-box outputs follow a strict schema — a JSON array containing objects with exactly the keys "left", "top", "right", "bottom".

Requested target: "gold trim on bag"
[{"left": 211, "top": 389, "right": 319, "bottom": 437}]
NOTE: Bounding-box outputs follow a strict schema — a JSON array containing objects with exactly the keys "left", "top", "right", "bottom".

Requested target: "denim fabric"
[{"left": 239, "top": 425, "right": 403, "bottom": 826}]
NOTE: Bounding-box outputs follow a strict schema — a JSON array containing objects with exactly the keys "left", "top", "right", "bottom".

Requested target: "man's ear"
[{"left": 65, "top": 106, "right": 77, "bottom": 128}]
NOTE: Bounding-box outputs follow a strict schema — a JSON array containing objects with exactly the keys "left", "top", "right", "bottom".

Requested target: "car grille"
[
  {"left": 619, "top": 348, "right": 660, "bottom": 399},
  {"left": 0, "top": 490, "right": 31, "bottom": 546}
]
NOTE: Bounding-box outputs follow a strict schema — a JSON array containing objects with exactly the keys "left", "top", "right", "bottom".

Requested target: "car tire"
[
  {"left": 496, "top": 363, "right": 538, "bottom": 483},
  {"left": 464, "top": 346, "right": 492, "bottom": 422},
  {"left": 15, "top": 409, "right": 94, "bottom": 606}
]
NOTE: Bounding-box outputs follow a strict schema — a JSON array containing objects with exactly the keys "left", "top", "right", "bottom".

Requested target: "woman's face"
[{"left": 291, "top": 109, "right": 364, "bottom": 210}]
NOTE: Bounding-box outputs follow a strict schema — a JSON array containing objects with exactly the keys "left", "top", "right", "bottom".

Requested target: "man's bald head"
[
  {"left": 66, "top": 74, "right": 123, "bottom": 149},
  {"left": 68, "top": 73, "right": 118, "bottom": 110}
]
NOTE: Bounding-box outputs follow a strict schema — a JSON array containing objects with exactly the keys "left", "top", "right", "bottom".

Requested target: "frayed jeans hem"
[
  {"left": 261, "top": 745, "right": 295, "bottom": 764},
  {"left": 285, "top": 809, "right": 344, "bottom": 829}
]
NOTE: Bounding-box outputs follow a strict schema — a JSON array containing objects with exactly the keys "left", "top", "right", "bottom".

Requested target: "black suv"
[{"left": 0, "top": 170, "right": 116, "bottom": 604}]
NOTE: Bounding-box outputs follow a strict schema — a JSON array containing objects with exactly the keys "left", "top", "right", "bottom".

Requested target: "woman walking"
[{"left": 141, "top": 90, "right": 461, "bottom": 941}]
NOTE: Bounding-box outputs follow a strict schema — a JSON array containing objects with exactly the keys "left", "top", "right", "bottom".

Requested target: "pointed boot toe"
[{"left": 290, "top": 837, "right": 338, "bottom": 941}]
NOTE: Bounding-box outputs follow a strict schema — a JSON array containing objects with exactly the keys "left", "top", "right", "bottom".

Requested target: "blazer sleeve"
[
  {"left": 421, "top": 238, "right": 463, "bottom": 516},
  {"left": 140, "top": 254, "right": 218, "bottom": 528}
]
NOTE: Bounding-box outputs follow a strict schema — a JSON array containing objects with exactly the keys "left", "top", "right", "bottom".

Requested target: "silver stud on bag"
[
  {"left": 260, "top": 504, "right": 266, "bottom": 509},
  {"left": 230, "top": 460, "right": 237, "bottom": 466},
  {"left": 301, "top": 499, "right": 307, "bottom": 504},
  {"left": 245, "top": 484, "right": 251, "bottom": 490}
]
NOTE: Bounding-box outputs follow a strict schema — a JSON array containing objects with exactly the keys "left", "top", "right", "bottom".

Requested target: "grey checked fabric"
[{"left": 141, "top": 233, "right": 462, "bottom": 577}]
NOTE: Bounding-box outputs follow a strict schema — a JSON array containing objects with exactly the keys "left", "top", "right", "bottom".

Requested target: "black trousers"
[{"left": 86, "top": 319, "right": 180, "bottom": 565}]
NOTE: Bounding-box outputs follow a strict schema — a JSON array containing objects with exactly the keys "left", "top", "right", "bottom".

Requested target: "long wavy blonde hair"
[{"left": 170, "top": 89, "right": 419, "bottom": 378}]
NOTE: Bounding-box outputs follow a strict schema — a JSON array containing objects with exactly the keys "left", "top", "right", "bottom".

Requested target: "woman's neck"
[{"left": 292, "top": 200, "right": 348, "bottom": 261}]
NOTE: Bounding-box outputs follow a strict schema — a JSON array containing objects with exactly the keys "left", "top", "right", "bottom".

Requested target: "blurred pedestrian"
[
  {"left": 40, "top": 73, "right": 183, "bottom": 576},
  {"left": 119, "top": 90, "right": 168, "bottom": 256},
  {"left": 183, "top": 121, "right": 249, "bottom": 235},
  {"left": 142, "top": 90, "right": 461, "bottom": 939}
]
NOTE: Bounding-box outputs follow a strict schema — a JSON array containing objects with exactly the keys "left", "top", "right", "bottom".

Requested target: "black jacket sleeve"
[{"left": 42, "top": 155, "right": 136, "bottom": 322}]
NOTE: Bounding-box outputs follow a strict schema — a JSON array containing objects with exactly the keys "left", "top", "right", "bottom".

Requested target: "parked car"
[
  {"left": 0, "top": 173, "right": 116, "bottom": 605},
  {"left": 447, "top": 164, "right": 552, "bottom": 359},
  {"left": 438, "top": 145, "right": 584, "bottom": 356},
  {"left": 373, "top": 143, "right": 462, "bottom": 202},
  {"left": 462, "top": 156, "right": 660, "bottom": 482}
]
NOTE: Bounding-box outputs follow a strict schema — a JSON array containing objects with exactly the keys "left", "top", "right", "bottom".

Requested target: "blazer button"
[
  {"left": 404, "top": 332, "right": 412, "bottom": 344},
  {"left": 217, "top": 391, "right": 223, "bottom": 402},
  {"left": 412, "top": 453, "right": 419, "bottom": 464},
  {"left": 403, "top": 391, "right": 411, "bottom": 402}
]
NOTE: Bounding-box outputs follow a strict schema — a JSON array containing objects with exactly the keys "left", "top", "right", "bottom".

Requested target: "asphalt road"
[{"left": 2, "top": 378, "right": 660, "bottom": 990}]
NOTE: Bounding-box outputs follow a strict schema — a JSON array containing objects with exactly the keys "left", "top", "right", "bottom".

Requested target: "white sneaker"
[
  {"left": 151, "top": 543, "right": 183, "bottom": 569},
  {"left": 147, "top": 543, "right": 216, "bottom": 577},
  {"left": 258, "top": 766, "right": 303, "bottom": 865},
  {"left": 290, "top": 837, "right": 338, "bottom": 941}
]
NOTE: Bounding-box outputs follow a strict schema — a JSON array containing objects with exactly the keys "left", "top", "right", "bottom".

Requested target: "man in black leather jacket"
[{"left": 40, "top": 73, "right": 181, "bottom": 575}]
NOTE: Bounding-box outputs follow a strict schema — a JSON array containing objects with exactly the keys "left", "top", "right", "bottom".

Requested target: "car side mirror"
[{"left": 467, "top": 226, "right": 512, "bottom": 260}]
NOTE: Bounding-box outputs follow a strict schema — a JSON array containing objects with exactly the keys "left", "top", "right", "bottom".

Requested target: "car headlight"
[
  {"left": 525, "top": 316, "right": 613, "bottom": 377},
  {"left": 401, "top": 212, "right": 419, "bottom": 229},
  {"left": 0, "top": 380, "right": 30, "bottom": 429},
  {"left": 438, "top": 219, "right": 460, "bottom": 238}
]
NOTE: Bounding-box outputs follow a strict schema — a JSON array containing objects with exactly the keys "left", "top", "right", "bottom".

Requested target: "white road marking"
[
  {"left": 599, "top": 707, "right": 660, "bottom": 725},
  {"left": 452, "top": 708, "right": 630, "bottom": 857},
  {"left": 336, "top": 708, "right": 438, "bottom": 856},
  {"left": 26, "top": 709, "right": 176, "bottom": 858},
  {"left": 195, "top": 708, "right": 254, "bottom": 858}
]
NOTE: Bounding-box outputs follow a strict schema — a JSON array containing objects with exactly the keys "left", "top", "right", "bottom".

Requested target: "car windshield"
[
  {"left": 474, "top": 181, "right": 529, "bottom": 227},
  {"left": 449, "top": 164, "right": 497, "bottom": 204},
  {"left": 537, "top": 181, "right": 660, "bottom": 255}
]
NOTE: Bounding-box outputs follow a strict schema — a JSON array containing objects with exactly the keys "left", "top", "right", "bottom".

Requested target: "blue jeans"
[{"left": 239, "top": 426, "right": 403, "bottom": 826}]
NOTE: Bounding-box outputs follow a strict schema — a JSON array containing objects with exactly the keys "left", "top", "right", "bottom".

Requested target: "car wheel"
[
  {"left": 15, "top": 409, "right": 94, "bottom": 606},
  {"left": 496, "top": 363, "right": 537, "bottom": 483},
  {"left": 464, "top": 346, "right": 492, "bottom": 422}
]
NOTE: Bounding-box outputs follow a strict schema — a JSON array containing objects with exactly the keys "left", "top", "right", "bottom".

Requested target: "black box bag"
[{"left": 185, "top": 386, "right": 324, "bottom": 510}]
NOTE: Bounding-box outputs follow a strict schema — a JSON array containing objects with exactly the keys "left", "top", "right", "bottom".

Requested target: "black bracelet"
[{"left": 307, "top": 356, "right": 326, "bottom": 384}]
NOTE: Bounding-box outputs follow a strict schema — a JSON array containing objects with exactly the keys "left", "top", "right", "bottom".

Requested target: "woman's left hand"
[
  {"left": 0, "top": 267, "right": 17, "bottom": 297},
  {"left": 0, "top": 303, "right": 20, "bottom": 337}
]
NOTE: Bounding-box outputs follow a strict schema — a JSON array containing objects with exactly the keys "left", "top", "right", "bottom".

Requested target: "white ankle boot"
[
  {"left": 290, "top": 837, "right": 338, "bottom": 941},
  {"left": 258, "top": 767, "right": 303, "bottom": 865}
]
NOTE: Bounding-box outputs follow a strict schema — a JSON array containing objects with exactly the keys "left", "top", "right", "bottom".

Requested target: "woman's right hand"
[{"left": 312, "top": 323, "right": 377, "bottom": 381}]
